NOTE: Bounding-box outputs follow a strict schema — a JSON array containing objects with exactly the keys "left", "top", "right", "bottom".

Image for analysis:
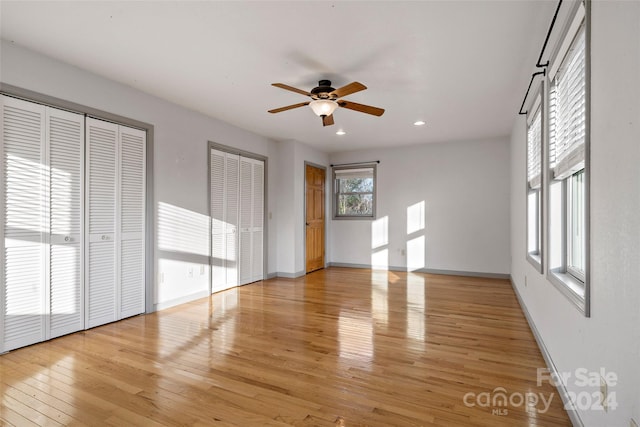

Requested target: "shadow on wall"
[{"left": 157, "top": 202, "right": 212, "bottom": 303}]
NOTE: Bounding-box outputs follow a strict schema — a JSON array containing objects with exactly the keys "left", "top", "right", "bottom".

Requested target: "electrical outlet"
[
  {"left": 400, "top": 249, "right": 406, "bottom": 256},
  {"left": 188, "top": 268, "right": 194, "bottom": 278},
  {"left": 600, "top": 376, "right": 608, "bottom": 412}
]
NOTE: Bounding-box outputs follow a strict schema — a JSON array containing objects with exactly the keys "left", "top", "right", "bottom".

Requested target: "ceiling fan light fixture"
[{"left": 309, "top": 99, "right": 338, "bottom": 117}]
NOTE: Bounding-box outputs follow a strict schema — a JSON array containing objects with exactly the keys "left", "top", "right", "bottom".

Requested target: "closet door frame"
[
  {"left": 208, "top": 141, "right": 268, "bottom": 292},
  {"left": 0, "top": 84, "right": 156, "bottom": 315}
]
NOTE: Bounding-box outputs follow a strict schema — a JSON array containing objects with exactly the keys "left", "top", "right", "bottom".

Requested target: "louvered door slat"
[
  {"left": 86, "top": 118, "right": 118, "bottom": 328},
  {"left": 1, "top": 96, "right": 46, "bottom": 351},
  {"left": 48, "top": 108, "right": 84, "bottom": 338},
  {"left": 119, "top": 126, "right": 145, "bottom": 319}
]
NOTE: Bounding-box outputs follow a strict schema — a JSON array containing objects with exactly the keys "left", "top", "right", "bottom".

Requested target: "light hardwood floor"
[{"left": 1, "top": 268, "right": 571, "bottom": 426}]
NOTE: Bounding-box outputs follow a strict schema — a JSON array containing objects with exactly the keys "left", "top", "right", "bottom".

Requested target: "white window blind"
[
  {"left": 550, "top": 24, "right": 586, "bottom": 180},
  {"left": 527, "top": 105, "right": 542, "bottom": 190},
  {"left": 334, "top": 167, "right": 373, "bottom": 180}
]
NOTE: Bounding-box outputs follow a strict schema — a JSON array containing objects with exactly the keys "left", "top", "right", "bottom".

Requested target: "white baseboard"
[
  {"left": 275, "top": 270, "right": 306, "bottom": 279},
  {"left": 154, "top": 290, "right": 210, "bottom": 311},
  {"left": 327, "top": 262, "right": 510, "bottom": 279},
  {"left": 509, "top": 277, "right": 584, "bottom": 427}
]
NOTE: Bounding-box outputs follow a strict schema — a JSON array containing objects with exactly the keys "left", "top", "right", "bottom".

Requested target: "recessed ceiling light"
[
  {"left": 414, "top": 120, "right": 426, "bottom": 126},
  {"left": 336, "top": 130, "right": 346, "bottom": 135}
]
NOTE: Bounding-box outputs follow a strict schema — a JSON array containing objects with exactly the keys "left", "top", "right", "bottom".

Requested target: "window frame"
[
  {"left": 544, "top": 0, "right": 590, "bottom": 317},
  {"left": 332, "top": 164, "right": 377, "bottom": 220},
  {"left": 525, "top": 90, "right": 544, "bottom": 272}
]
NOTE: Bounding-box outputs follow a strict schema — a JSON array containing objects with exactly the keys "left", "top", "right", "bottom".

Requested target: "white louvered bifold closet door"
[
  {"left": 223, "top": 153, "right": 239, "bottom": 289},
  {"left": 47, "top": 108, "right": 84, "bottom": 339},
  {"left": 119, "top": 127, "right": 145, "bottom": 319},
  {"left": 1, "top": 96, "right": 84, "bottom": 351},
  {"left": 86, "top": 118, "right": 118, "bottom": 328},
  {"left": 210, "top": 149, "right": 226, "bottom": 292},
  {"left": 1, "top": 96, "right": 47, "bottom": 352},
  {"left": 238, "top": 157, "right": 264, "bottom": 285},
  {"left": 86, "top": 118, "right": 146, "bottom": 327},
  {"left": 251, "top": 160, "right": 264, "bottom": 283},
  {"left": 2, "top": 98, "right": 144, "bottom": 350},
  {"left": 239, "top": 158, "right": 253, "bottom": 285},
  {"left": 210, "top": 149, "right": 263, "bottom": 293}
]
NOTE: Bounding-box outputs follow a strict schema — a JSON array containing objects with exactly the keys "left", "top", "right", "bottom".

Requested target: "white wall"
[
  {"left": 329, "top": 138, "right": 511, "bottom": 275},
  {"left": 510, "top": 2, "right": 640, "bottom": 425},
  {"left": 275, "top": 140, "right": 296, "bottom": 275},
  {"left": 0, "top": 41, "right": 279, "bottom": 309},
  {"left": 276, "top": 140, "right": 330, "bottom": 276}
]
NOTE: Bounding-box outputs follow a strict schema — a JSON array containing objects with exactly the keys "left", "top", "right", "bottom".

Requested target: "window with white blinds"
[
  {"left": 526, "top": 94, "right": 543, "bottom": 268},
  {"left": 545, "top": 2, "right": 590, "bottom": 316},
  {"left": 549, "top": 23, "right": 586, "bottom": 180},
  {"left": 527, "top": 103, "right": 542, "bottom": 190}
]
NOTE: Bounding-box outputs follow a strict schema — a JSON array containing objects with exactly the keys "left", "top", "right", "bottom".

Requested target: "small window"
[{"left": 333, "top": 166, "right": 376, "bottom": 219}]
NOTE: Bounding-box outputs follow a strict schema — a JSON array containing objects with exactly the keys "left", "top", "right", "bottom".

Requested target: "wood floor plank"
[{"left": 0, "top": 268, "right": 571, "bottom": 426}]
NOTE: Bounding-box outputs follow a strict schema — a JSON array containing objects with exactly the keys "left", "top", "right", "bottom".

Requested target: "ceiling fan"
[{"left": 268, "top": 80, "right": 385, "bottom": 127}]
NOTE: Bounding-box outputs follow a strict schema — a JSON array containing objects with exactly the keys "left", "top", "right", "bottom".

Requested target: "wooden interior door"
[{"left": 305, "top": 164, "right": 325, "bottom": 273}]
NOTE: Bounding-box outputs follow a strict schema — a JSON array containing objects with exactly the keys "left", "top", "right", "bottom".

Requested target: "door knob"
[{"left": 306, "top": 222, "right": 310, "bottom": 226}]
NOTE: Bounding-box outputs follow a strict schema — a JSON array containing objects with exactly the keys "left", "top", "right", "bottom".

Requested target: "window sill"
[
  {"left": 526, "top": 252, "right": 542, "bottom": 273},
  {"left": 547, "top": 269, "right": 589, "bottom": 316}
]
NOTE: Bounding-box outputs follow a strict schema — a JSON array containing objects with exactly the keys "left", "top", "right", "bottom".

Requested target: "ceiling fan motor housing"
[{"left": 310, "top": 80, "right": 337, "bottom": 100}]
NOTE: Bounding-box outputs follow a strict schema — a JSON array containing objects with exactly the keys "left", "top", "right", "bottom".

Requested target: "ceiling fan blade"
[
  {"left": 322, "top": 114, "right": 335, "bottom": 127},
  {"left": 338, "top": 100, "right": 385, "bottom": 117},
  {"left": 268, "top": 102, "right": 310, "bottom": 114},
  {"left": 331, "top": 82, "right": 367, "bottom": 98},
  {"left": 272, "top": 83, "right": 311, "bottom": 97}
]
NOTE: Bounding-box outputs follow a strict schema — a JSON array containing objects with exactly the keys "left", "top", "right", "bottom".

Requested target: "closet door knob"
[{"left": 64, "top": 236, "right": 70, "bottom": 242}]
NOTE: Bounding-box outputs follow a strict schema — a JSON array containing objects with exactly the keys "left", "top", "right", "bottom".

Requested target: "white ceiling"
[{"left": 0, "top": 1, "right": 555, "bottom": 153}]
